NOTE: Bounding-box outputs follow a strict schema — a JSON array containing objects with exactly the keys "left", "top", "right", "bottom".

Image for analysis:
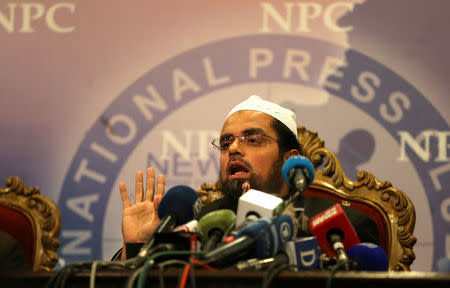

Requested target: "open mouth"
[{"left": 228, "top": 161, "right": 250, "bottom": 177}]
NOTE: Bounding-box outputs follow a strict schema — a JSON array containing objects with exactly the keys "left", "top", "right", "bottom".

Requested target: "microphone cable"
[
  {"left": 261, "top": 262, "right": 293, "bottom": 288},
  {"left": 326, "top": 260, "right": 347, "bottom": 288},
  {"left": 46, "top": 259, "right": 129, "bottom": 288},
  {"left": 157, "top": 259, "right": 190, "bottom": 288},
  {"left": 125, "top": 243, "right": 179, "bottom": 288},
  {"left": 136, "top": 250, "right": 205, "bottom": 288},
  {"left": 178, "top": 261, "right": 194, "bottom": 288},
  {"left": 89, "top": 260, "right": 100, "bottom": 288}
]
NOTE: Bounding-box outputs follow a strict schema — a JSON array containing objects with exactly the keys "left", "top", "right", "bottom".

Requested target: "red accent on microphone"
[
  {"left": 224, "top": 236, "right": 235, "bottom": 243},
  {"left": 190, "top": 235, "right": 199, "bottom": 257},
  {"left": 241, "top": 181, "right": 251, "bottom": 193},
  {"left": 308, "top": 204, "right": 360, "bottom": 257}
]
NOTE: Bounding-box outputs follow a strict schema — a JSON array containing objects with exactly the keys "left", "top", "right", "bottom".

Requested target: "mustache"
[{"left": 226, "top": 156, "right": 253, "bottom": 172}]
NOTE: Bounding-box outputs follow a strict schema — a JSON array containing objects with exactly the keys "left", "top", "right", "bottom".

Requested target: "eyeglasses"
[{"left": 211, "top": 133, "right": 278, "bottom": 151}]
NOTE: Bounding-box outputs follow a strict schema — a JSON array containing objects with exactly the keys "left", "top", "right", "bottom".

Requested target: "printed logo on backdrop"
[
  {"left": 58, "top": 35, "right": 449, "bottom": 269},
  {"left": 0, "top": 2, "right": 76, "bottom": 33}
]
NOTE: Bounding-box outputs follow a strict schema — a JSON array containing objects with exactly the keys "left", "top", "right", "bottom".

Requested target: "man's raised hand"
[{"left": 119, "top": 167, "right": 165, "bottom": 243}]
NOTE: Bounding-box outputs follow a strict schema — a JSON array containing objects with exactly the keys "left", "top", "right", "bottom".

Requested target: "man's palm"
[{"left": 122, "top": 201, "right": 159, "bottom": 242}]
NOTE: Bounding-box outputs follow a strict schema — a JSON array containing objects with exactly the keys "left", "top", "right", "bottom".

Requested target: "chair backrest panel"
[
  {"left": 303, "top": 186, "right": 390, "bottom": 256},
  {"left": 0, "top": 176, "right": 61, "bottom": 271},
  {"left": 0, "top": 204, "right": 36, "bottom": 268}
]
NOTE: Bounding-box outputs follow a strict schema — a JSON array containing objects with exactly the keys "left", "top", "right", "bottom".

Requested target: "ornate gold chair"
[
  {"left": 197, "top": 126, "right": 417, "bottom": 271},
  {"left": 0, "top": 176, "right": 61, "bottom": 271}
]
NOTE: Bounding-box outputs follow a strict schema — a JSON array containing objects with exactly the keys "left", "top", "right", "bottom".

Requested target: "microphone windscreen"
[
  {"left": 236, "top": 189, "right": 283, "bottom": 229},
  {"left": 237, "top": 214, "right": 294, "bottom": 259},
  {"left": 157, "top": 185, "right": 200, "bottom": 225},
  {"left": 346, "top": 242, "right": 388, "bottom": 271},
  {"left": 282, "top": 155, "right": 315, "bottom": 187},
  {"left": 309, "top": 204, "right": 360, "bottom": 257},
  {"left": 198, "top": 209, "right": 236, "bottom": 240}
]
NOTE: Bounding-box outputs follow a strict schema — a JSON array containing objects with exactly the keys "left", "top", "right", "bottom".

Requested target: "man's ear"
[{"left": 283, "top": 149, "right": 300, "bottom": 162}]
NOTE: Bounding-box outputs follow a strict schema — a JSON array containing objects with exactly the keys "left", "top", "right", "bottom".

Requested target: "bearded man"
[{"left": 117, "top": 96, "right": 378, "bottom": 260}]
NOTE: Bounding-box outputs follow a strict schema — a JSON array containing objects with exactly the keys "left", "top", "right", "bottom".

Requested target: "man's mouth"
[{"left": 227, "top": 161, "right": 250, "bottom": 178}]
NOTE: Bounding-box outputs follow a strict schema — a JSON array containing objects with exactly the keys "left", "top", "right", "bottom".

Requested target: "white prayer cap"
[{"left": 227, "top": 95, "right": 298, "bottom": 137}]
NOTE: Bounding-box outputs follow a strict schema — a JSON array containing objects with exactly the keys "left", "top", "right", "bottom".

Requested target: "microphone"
[
  {"left": 172, "top": 219, "right": 199, "bottom": 233},
  {"left": 236, "top": 253, "right": 289, "bottom": 271},
  {"left": 285, "top": 236, "right": 320, "bottom": 270},
  {"left": 203, "top": 214, "right": 294, "bottom": 266},
  {"left": 309, "top": 204, "right": 360, "bottom": 270},
  {"left": 346, "top": 242, "right": 388, "bottom": 271},
  {"left": 237, "top": 236, "right": 320, "bottom": 271},
  {"left": 127, "top": 185, "right": 200, "bottom": 266},
  {"left": 157, "top": 185, "right": 201, "bottom": 231},
  {"left": 282, "top": 155, "right": 315, "bottom": 192},
  {"left": 235, "top": 189, "right": 283, "bottom": 230},
  {"left": 198, "top": 209, "right": 236, "bottom": 252},
  {"left": 241, "top": 181, "right": 251, "bottom": 193}
]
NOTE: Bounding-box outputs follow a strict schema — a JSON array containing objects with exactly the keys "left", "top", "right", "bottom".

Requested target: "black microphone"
[
  {"left": 156, "top": 185, "right": 200, "bottom": 232},
  {"left": 126, "top": 185, "right": 200, "bottom": 267},
  {"left": 282, "top": 155, "right": 315, "bottom": 193}
]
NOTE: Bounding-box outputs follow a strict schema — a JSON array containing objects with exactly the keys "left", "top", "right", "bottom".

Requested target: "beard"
[{"left": 219, "top": 156, "right": 285, "bottom": 199}]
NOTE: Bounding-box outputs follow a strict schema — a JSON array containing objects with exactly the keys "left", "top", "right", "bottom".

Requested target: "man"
[{"left": 118, "top": 95, "right": 378, "bottom": 259}]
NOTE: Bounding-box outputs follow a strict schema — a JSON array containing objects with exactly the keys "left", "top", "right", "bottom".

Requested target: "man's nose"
[{"left": 228, "top": 137, "right": 244, "bottom": 155}]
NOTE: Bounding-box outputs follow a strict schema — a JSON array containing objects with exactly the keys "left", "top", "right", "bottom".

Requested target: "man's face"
[{"left": 218, "top": 110, "right": 285, "bottom": 198}]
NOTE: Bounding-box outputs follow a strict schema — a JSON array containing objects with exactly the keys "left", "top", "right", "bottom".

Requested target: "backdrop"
[{"left": 1, "top": 0, "right": 449, "bottom": 271}]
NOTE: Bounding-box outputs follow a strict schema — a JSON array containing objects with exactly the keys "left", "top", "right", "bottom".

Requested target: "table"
[{"left": 3, "top": 269, "right": 450, "bottom": 288}]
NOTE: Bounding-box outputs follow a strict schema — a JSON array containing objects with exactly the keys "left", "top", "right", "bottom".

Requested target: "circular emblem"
[{"left": 58, "top": 35, "right": 447, "bottom": 270}]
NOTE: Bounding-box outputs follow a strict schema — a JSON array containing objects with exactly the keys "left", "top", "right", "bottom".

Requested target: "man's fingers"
[
  {"left": 119, "top": 182, "right": 131, "bottom": 209},
  {"left": 156, "top": 174, "right": 165, "bottom": 199},
  {"left": 135, "top": 170, "right": 144, "bottom": 203},
  {"left": 153, "top": 194, "right": 162, "bottom": 215},
  {"left": 152, "top": 174, "right": 165, "bottom": 213},
  {"left": 145, "top": 167, "right": 156, "bottom": 201}
]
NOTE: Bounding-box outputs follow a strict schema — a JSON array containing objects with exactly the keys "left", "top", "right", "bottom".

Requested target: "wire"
[
  {"left": 261, "top": 263, "right": 291, "bottom": 288},
  {"left": 89, "top": 260, "right": 100, "bottom": 288},
  {"left": 45, "top": 261, "right": 93, "bottom": 288},
  {"left": 123, "top": 242, "right": 175, "bottom": 288},
  {"left": 126, "top": 266, "right": 145, "bottom": 288},
  {"left": 137, "top": 250, "right": 205, "bottom": 288},
  {"left": 189, "top": 259, "right": 196, "bottom": 288},
  {"left": 60, "top": 265, "right": 74, "bottom": 288},
  {"left": 110, "top": 247, "right": 123, "bottom": 261},
  {"left": 191, "top": 259, "right": 217, "bottom": 271},
  {"left": 178, "top": 263, "right": 191, "bottom": 288},
  {"left": 158, "top": 265, "right": 165, "bottom": 288},
  {"left": 326, "top": 262, "right": 345, "bottom": 288},
  {"left": 157, "top": 259, "right": 190, "bottom": 288},
  {"left": 158, "top": 259, "right": 190, "bottom": 268}
]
